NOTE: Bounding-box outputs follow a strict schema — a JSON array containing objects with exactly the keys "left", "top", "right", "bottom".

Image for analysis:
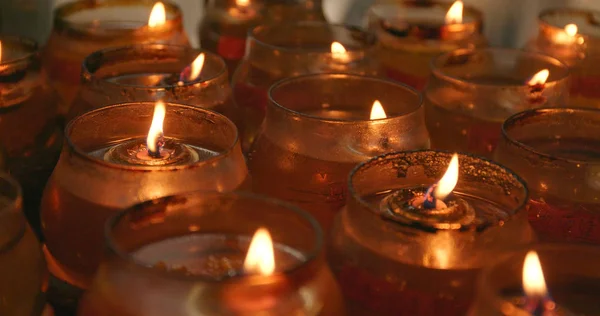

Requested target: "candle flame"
[
  {"left": 244, "top": 228, "right": 275, "bottom": 276},
  {"left": 331, "top": 41, "right": 350, "bottom": 62},
  {"left": 445, "top": 0, "right": 463, "bottom": 24},
  {"left": 188, "top": 53, "right": 205, "bottom": 81},
  {"left": 148, "top": 2, "right": 166, "bottom": 28},
  {"left": 370, "top": 100, "right": 387, "bottom": 120},
  {"left": 565, "top": 23, "right": 578, "bottom": 37},
  {"left": 147, "top": 101, "right": 166, "bottom": 153},
  {"left": 527, "top": 69, "right": 550, "bottom": 86},
  {"left": 236, "top": 0, "right": 250, "bottom": 6},
  {"left": 523, "top": 251, "right": 548, "bottom": 298},
  {"left": 434, "top": 154, "right": 459, "bottom": 200}
]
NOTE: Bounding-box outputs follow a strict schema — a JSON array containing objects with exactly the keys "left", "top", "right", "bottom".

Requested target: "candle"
[
  {"left": 199, "top": 0, "right": 326, "bottom": 76},
  {"left": 77, "top": 191, "right": 345, "bottom": 315},
  {"left": 68, "top": 44, "right": 239, "bottom": 132},
  {"left": 0, "top": 173, "right": 47, "bottom": 316},
  {"left": 425, "top": 48, "right": 570, "bottom": 157},
  {"left": 367, "top": 0, "right": 486, "bottom": 90},
  {"left": 40, "top": 102, "right": 248, "bottom": 311},
  {"left": 494, "top": 107, "right": 600, "bottom": 245},
  {"left": 328, "top": 150, "right": 534, "bottom": 316},
  {"left": 248, "top": 74, "right": 429, "bottom": 231},
  {"left": 526, "top": 8, "right": 600, "bottom": 108},
  {"left": 0, "top": 36, "right": 62, "bottom": 235},
  {"left": 42, "top": 0, "right": 190, "bottom": 114}
]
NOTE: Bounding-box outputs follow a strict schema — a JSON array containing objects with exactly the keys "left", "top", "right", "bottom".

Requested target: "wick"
[
  {"left": 423, "top": 184, "right": 437, "bottom": 209},
  {"left": 148, "top": 136, "right": 165, "bottom": 158}
]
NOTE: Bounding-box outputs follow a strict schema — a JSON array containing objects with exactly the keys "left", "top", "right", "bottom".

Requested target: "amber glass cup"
[
  {"left": 0, "top": 173, "right": 47, "bottom": 316},
  {"left": 43, "top": 0, "right": 189, "bottom": 113},
  {"left": 495, "top": 107, "right": 600, "bottom": 244},
  {"left": 41, "top": 102, "right": 248, "bottom": 305},
  {"left": 425, "top": 48, "right": 570, "bottom": 157},
  {"left": 0, "top": 36, "right": 62, "bottom": 236},
  {"left": 328, "top": 150, "right": 533, "bottom": 316},
  {"left": 368, "top": 0, "right": 486, "bottom": 90},
  {"left": 232, "top": 22, "right": 380, "bottom": 151},
  {"left": 69, "top": 44, "right": 238, "bottom": 127},
  {"left": 199, "top": 0, "right": 325, "bottom": 75},
  {"left": 526, "top": 8, "right": 600, "bottom": 108},
  {"left": 78, "top": 191, "right": 344, "bottom": 316},
  {"left": 248, "top": 73, "right": 429, "bottom": 232},
  {"left": 468, "top": 244, "right": 600, "bottom": 315}
]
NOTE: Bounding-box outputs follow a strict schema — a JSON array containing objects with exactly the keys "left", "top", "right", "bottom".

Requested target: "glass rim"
[
  {"left": 0, "top": 35, "right": 39, "bottom": 69},
  {"left": 267, "top": 73, "right": 424, "bottom": 124},
  {"left": 65, "top": 101, "right": 240, "bottom": 171},
  {"left": 81, "top": 44, "right": 227, "bottom": 89},
  {"left": 247, "top": 21, "right": 377, "bottom": 54},
  {"left": 501, "top": 107, "right": 600, "bottom": 164},
  {"left": 430, "top": 47, "right": 571, "bottom": 88},
  {"left": 53, "top": 0, "right": 183, "bottom": 37},
  {"left": 539, "top": 7, "right": 600, "bottom": 38},
  {"left": 347, "top": 149, "right": 530, "bottom": 231},
  {"left": 477, "top": 242, "right": 600, "bottom": 312},
  {"left": 104, "top": 190, "right": 324, "bottom": 282}
]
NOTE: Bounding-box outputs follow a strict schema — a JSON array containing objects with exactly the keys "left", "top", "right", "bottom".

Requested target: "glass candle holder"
[
  {"left": 199, "top": 0, "right": 325, "bottom": 75},
  {"left": 42, "top": 0, "right": 190, "bottom": 114},
  {"left": 232, "top": 22, "right": 380, "bottom": 151},
  {"left": 78, "top": 191, "right": 345, "bottom": 316},
  {"left": 41, "top": 102, "right": 248, "bottom": 296},
  {"left": 0, "top": 172, "right": 47, "bottom": 316},
  {"left": 248, "top": 74, "right": 429, "bottom": 231},
  {"left": 526, "top": 8, "right": 600, "bottom": 108},
  {"left": 367, "top": 0, "right": 486, "bottom": 90},
  {"left": 69, "top": 44, "right": 239, "bottom": 128},
  {"left": 0, "top": 36, "right": 62, "bottom": 236},
  {"left": 468, "top": 244, "right": 600, "bottom": 315},
  {"left": 425, "top": 48, "right": 570, "bottom": 157},
  {"left": 328, "top": 150, "right": 533, "bottom": 316},
  {"left": 494, "top": 107, "right": 600, "bottom": 245}
]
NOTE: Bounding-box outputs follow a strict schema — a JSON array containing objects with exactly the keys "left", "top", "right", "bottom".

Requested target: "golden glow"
[
  {"left": 434, "top": 154, "right": 459, "bottom": 200},
  {"left": 528, "top": 69, "right": 550, "bottom": 86},
  {"left": 244, "top": 228, "right": 275, "bottom": 276},
  {"left": 565, "top": 23, "right": 578, "bottom": 37},
  {"left": 523, "top": 251, "right": 548, "bottom": 298},
  {"left": 188, "top": 53, "right": 205, "bottom": 81},
  {"left": 331, "top": 41, "right": 350, "bottom": 62},
  {"left": 445, "top": 0, "right": 463, "bottom": 24},
  {"left": 0, "top": 41, "right": 3, "bottom": 62},
  {"left": 147, "top": 101, "right": 166, "bottom": 153},
  {"left": 148, "top": 2, "right": 166, "bottom": 27},
  {"left": 236, "top": 0, "right": 250, "bottom": 6},
  {"left": 370, "top": 100, "right": 387, "bottom": 120}
]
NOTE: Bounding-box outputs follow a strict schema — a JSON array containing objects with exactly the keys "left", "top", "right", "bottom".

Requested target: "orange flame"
[
  {"left": 331, "top": 41, "right": 350, "bottom": 62},
  {"left": 236, "top": 0, "right": 250, "bottom": 6},
  {"left": 528, "top": 69, "right": 550, "bottom": 86},
  {"left": 523, "top": 251, "right": 548, "bottom": 298},
  {"left": 370, "top": 100, "right": 387, "bottom": 120},
  {"left": 147, "top": 101, "right": 166, "bottom": 153},
  {"left": 188, "top": 53, "right": 205, "bottom": 81},
  {"left": 148, "top": 2, "right": 166, "bottom": 28},
  {"left": 434, "top": 154, "right": 459, "bottom": 200},
  {"left": 565, "top": 24, "right": 578, "bottom": 37},
  {"left": 244, "top": 228, "right": 275, "bottom": 276},
  {"left": 0, "top": 41, "right": 3, "bottom": 62},
  {"left": 445, "top": 0, "right": 463, "bottom": 24}
]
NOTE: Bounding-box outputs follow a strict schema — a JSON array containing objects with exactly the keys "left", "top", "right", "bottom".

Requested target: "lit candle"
[
  {"left": 331, "top": 41, "right": 351, "bottom": 64},
  {"left": 410, "top": 153, "right": 459, "bottom": 210},
  {"left": 227, "top": 0, "right": 258, "bottom": 21},
  {"left": 552, "top": 24, "right": 581, "bottom": 46},
  {"left": 178, "top": 53, "right": 205, "bottom": 85},
  {"left": 148, "top": 2, "right": 167, "bottom": 28},
  {"left": 445, "top": 0, "right": 464, "bottom": 25}
]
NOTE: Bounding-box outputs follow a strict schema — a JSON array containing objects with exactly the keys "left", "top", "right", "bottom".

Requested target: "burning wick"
[
  {"left": 178, "top": 53, "right": 205, "bottom": 85},
  {"left": 331, "top": 42, "right": 350, "bottom": 63},
  {"left": 146, "top": 101, "right": 166, "bottom": 158},
  {"left": 522, "top": 251, "right": 558, "bottom": 315},
  {"left": 412, "top": 154, "right": 459, "bottom": 210},
  {"left": 243, "top": 227, "right": 275, "bottom": 276},
  {"left": 445, "top": 0, "right": 463, "bottom": 25},
  {"left": 148, "top": 2, "right": 167, "bottom": 28},
  {"left": 370, "top": 100, "right": 387, "bottom": 120},
  {"left": 527, "top": 69, "right": 550, "bottom": 96}
]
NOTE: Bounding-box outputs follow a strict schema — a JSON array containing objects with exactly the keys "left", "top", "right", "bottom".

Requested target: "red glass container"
[
  {"left": 42, "top": 0, "right": 189, "bottom": 114},
  {"left": 494, "top": 107, "right": 600, "bottom": 244},
  {"left": 40, "top": 102, "right": 248, "bottom": 308},
  {"left": 69, "top": 44, "right": 238, "bottom": 128},
  {"left": 328, "top": 150, "right": 533, "bottom": 316},
  {"left": 526, "top": 8, "right": 600, "bottom": 108},
  {"left": 248, "top": 73, "right": 429, "bottom": 231},
  {"left": 367, "top": 0, "right": 486, "bottom": 90},
  {"left": 199, "top": 0, "right": 325, "bottom": 75},
  {"left": 425, "top": 48, "right": 570, "bottom": 157},
  {"left": 232, "top": 22, "right": 380, "bottom": 151},
  {"left": 78, "top": 191, "right": 344, "bottom": 315}
]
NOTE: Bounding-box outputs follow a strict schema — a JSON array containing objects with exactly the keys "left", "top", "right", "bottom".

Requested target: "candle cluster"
[{"left": 0, "top": 1, "right": 599, "bottom": 316}]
